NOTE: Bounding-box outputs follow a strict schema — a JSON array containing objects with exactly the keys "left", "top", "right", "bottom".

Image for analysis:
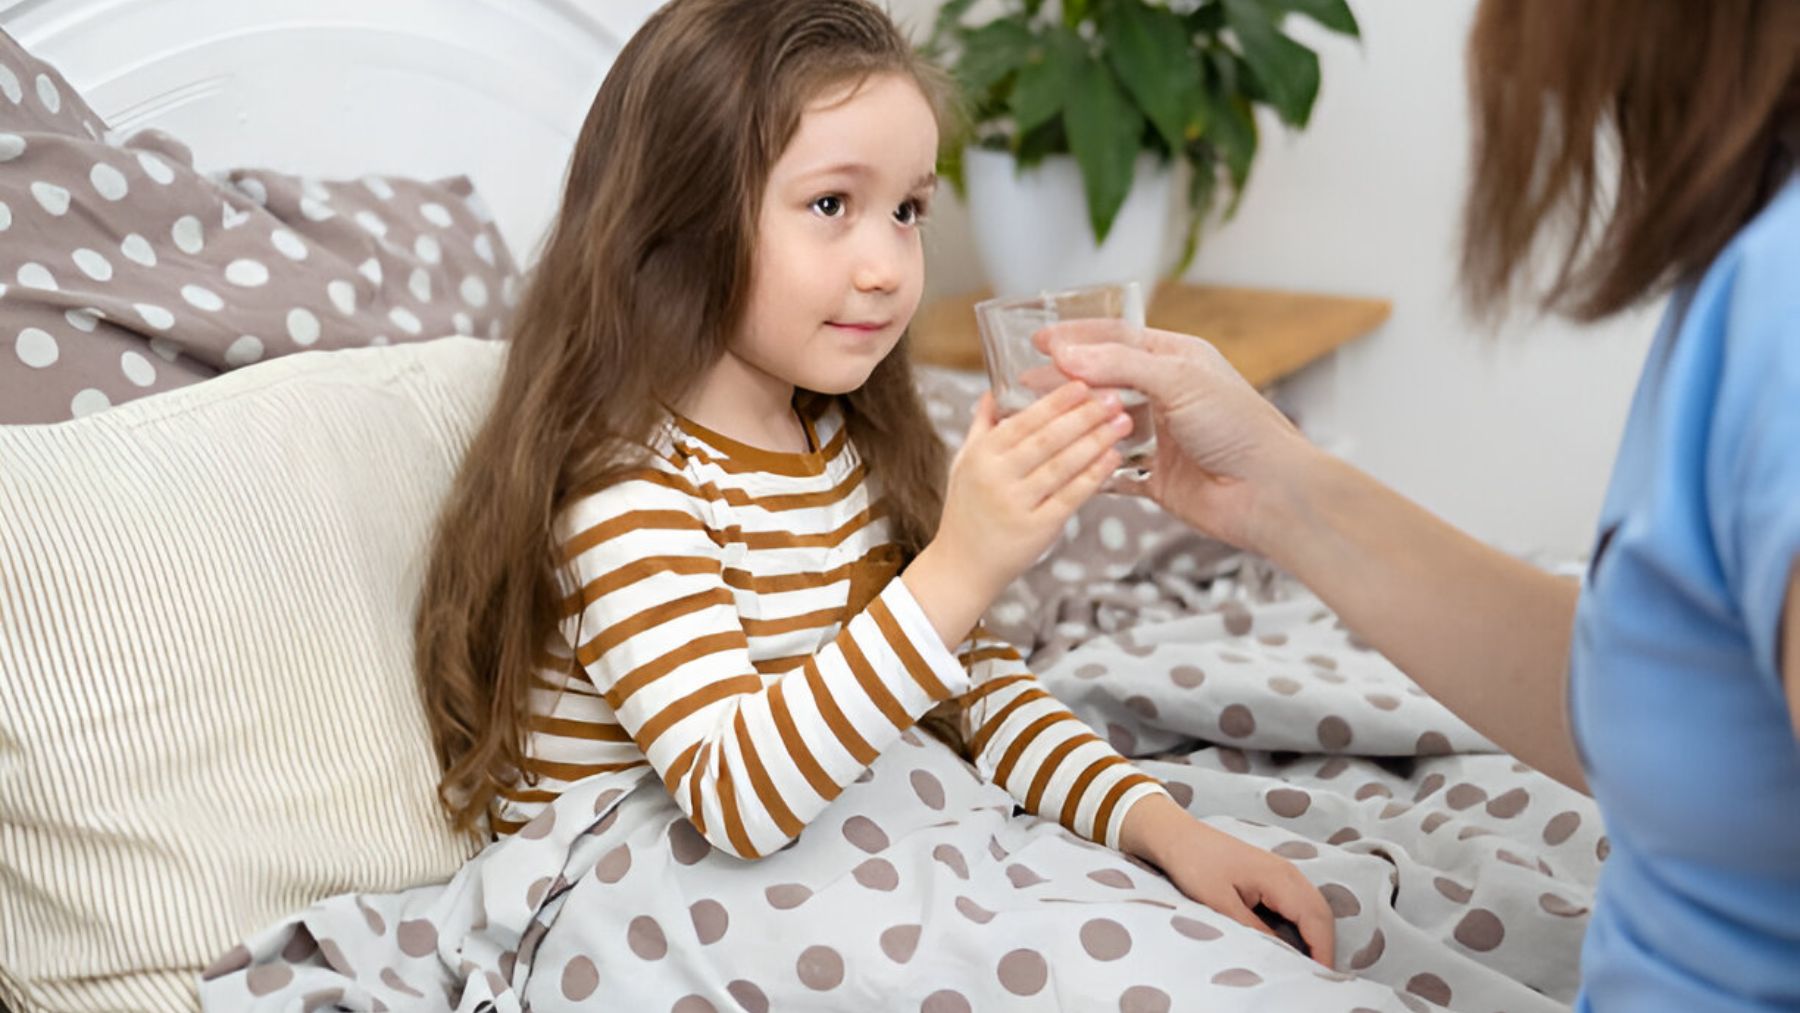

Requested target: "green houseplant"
[{"left": 924, "top": 0, "right": 1360, "bottom": 289}]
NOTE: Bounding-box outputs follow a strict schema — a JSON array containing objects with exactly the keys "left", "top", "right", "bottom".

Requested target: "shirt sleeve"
[
  {"left": 951, "top": 626, "right": 1168, "bottom": 850},
  {"left": 557, "top": 472, "right": 972, "bottom": 859},
  {"left": 1707, "top": 210, "right": 1800, "bottom": 694}
]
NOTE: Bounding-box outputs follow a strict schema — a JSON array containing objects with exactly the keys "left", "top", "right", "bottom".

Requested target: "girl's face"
[{"left": 731, "top": 72, "right": 939, "bottom": 395}]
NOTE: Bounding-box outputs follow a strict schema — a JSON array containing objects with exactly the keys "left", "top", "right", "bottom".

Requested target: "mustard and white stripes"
[{"left": 497, "top": 398, "right": 1166, "bottom": 855}]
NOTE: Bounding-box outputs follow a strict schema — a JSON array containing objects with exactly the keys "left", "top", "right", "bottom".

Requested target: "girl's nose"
[
  {"left": 853, "top": 261, "right": 899, "bottom": 293},
  {"left": 853, "top": 238, "right": 903, "bottom": 293}
]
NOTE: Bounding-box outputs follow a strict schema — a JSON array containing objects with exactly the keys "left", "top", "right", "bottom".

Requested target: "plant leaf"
[
  {"left": 1009, "top": 27, "right": 1084, "bottom": 137},
  {"left": 1012, "top": 116, "right": 1068, "bottom": 168},
  {"left": 955, "top": 19, "right": 1036, "bottom": 98},
  {"left": 1175, "top": 148, "right": 1222, "bottom": 275},
  {"left": 1064, "top": 55, "right": 1143, "bottom": 243},
  {"left": 1205, "top": 71, "right": 1258, "bottom": 191},
  {"left": 1186, "top": 1, "right": 1226, "bottom": 35},
  {"left": 921, "top": 0, "right": 979, "bottom": 61},
  {"left": 1102, "top": 1, "right": 1206, "bottom": 154},
  {"left": 1265, "top": 0, "right": 1359, "bottom": 37},
  {"left": 938, "top": 135, "right": 967, "bottom": 197},
  {"left": 935, "top": 0, "right": 978, "bottom": 29},
  {"left": 1223, "top": 0, "right": 1321, "bottom": 127}
]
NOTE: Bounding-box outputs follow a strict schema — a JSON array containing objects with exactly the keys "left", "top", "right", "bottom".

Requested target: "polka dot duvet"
[{"left": 201, "top": 555, "right": 1604, "bottom": 1013}]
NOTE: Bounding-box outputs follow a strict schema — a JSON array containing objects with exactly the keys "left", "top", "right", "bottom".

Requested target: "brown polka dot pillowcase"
[
  {"left": 0, "top": 26, "right": 102, "bottom": 138},
  {"left": 0, "top": 27, "right": 519, "bottom": 424}
]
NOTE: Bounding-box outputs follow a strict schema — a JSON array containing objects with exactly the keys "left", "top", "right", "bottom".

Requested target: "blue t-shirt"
[{"left": 1571, "top": 175, "right": 1800, "bottom": 1010}]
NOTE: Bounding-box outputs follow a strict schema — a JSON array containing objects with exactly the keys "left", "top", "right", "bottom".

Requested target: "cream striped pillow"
[{"left": 0, "top": 338, "right": 502, "bottom": 1013}]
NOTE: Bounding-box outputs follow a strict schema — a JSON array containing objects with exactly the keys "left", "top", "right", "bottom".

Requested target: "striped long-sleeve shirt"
[{"left": 496, "top": 396, "right": 1167, "bottom": 856}]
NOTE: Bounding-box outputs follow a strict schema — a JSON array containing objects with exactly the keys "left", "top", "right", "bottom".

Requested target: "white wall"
[
  {"left": 890, "top": 0, "right": 1660, "bottom": 557},
  {"left": 5, "top": 0, "right": 1648, "bottom": 553}
]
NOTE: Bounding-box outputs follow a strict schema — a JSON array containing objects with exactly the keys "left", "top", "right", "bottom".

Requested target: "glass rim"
[{"left": 973, "top": 279, "right": 1142, "bottom": 315}]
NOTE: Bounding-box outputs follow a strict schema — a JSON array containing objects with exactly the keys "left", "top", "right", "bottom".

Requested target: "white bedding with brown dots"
[{"left": 200, "top": 369, "right": 1600, "bottom": 1010}]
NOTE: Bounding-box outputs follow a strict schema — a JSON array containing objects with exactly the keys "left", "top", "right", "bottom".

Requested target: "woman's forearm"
[{"left": 1253, "top": 447, "right": 1587, "bottom": 793}]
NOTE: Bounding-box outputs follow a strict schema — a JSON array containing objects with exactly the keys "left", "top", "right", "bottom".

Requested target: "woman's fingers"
[
  {"left": 1029, "top": 316, "right": 1135, "bottom": 354},
  {"left": 1051, "top": 340, "right": 1172, "bottom": 405},
  {"left": 1033, "top": 319, "right": 1204, "bottom": 359},
  {"left": 1014, "top": 362, "right": 1070, "bottom": 400}
]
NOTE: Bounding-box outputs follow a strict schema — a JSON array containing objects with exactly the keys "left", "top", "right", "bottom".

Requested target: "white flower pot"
[{"left": 963, "top": 145, "right": 1175, "bottom": 299}]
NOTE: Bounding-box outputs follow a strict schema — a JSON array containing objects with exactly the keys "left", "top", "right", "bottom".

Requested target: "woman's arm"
[
  {"left": 1257, "top": 447, "right": 1587, "bottom": 792},
  {"left": 1048, "top": 325, "right": 1587, "bottom": 793}
]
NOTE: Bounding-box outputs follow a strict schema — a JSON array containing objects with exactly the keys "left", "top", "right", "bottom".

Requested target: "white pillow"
[{"left": 0, "top": 337, "right": 502, "bottom": 1012}]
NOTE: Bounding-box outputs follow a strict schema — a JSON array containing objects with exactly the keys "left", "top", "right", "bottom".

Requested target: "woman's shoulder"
[
  {"left": 1711, "top": 174, "right": 1800, "bottom": 309},
  {"left": 1678, "top": 174, "right": 1800, "bottom": 371},
  {"left": 1736, "top": 172, "right": 1800, "bottom": 258}
]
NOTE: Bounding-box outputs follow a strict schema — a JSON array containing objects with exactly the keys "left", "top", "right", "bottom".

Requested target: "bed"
[
  {"left": 1, "top": 0, "right": 659, "bottom": 263},
  {"left": 0, "top": 2, "right": 1603, "bottom": 1011}
]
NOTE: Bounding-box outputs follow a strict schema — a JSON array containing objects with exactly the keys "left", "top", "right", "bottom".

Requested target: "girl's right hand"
[
  {"left": 1039, "top": 321, "right": 1314, "bottom": 555},
  {"left": 935, "top": 381, "right": 1129, "bottom": 601}
]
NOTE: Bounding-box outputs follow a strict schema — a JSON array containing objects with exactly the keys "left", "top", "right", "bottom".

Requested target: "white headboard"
[{"left": 0, "top": 0, "right": 663, "bottom": 265}]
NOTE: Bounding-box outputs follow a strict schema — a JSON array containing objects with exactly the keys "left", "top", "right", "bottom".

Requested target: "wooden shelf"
[{"left": 910, "top": 281, "right": 1392, "bottom": 389}]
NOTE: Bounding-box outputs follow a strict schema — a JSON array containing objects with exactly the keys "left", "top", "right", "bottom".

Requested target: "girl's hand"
[
  {"left": 1121, "top": 794, "right": 1337, "bottom": 967},
  {"left": 934, "top": 381, "right": 1129, "bottom": 601},
  {"left": 1038, "top": 322, "right": 1314, "bottom": 556}
]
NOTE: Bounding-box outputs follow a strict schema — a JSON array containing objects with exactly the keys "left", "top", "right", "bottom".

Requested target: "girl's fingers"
[
  {"left": 1268, "top": 878, "right": 1338, "bottom": 969},
  {"left": 949, "top": 393, "right": 998, "bottom": 474},
  {"left": 1035, "top": 444, "right": 1120, "bottom": 518},
  {"left": 1211, "top": 889, "right": 1281, "bottom": 944},
  {"left": 968, "top": 391, "right": 999, "bottom": 439},
  {"left": 1009, "top": 392, "right": 1123, "bottom": 477},
  {"left": 993, "top": 381, "right": 1091, "bottom": 451},
  {"left": 1025, "top": 409, "right": 1128, "bottom": 507}
]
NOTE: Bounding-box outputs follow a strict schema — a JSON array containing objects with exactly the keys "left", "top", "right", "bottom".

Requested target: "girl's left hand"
[{"left": 1121, "top": 794, "right": 1337, "bottom": 967}]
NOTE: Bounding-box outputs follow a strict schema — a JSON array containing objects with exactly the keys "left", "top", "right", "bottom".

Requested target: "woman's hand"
[
  {"left": 1037, "top": 321, "right": 1315, "bottom": 555},
  {"left": 1120, "top": 793, "right": 1337, "bottom": 968},
  {"left": 904, "top": 381, "right": 1127, "bottom": 647}
]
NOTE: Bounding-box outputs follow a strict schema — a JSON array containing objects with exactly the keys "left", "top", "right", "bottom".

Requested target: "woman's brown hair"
[
  {"left": 1461, "top": 0, "right": 1800, "bottom": 321},
  {"left": 415, "top": 0, "right": 952, "bottom": 834}
]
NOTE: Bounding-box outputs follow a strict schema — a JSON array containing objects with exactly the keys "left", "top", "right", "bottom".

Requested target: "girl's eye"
[
  {"left": 894, "top": 199, "right": 922, "bottom": 226},
  {"left": 811, "top": 195, "right": 845, "bottom": 218}
]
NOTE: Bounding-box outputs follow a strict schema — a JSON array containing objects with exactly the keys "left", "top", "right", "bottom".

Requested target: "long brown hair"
[
  {"left": 1461, "top": 0, "right": 1800, "bottom": 321},
  {"left": 415, "top": 0, "right": 952, "bottom": 834}
]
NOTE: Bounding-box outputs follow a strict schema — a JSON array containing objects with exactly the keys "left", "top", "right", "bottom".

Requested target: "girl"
[{"left": 416, "top": 0, "right": 1333, "bottom": 996}]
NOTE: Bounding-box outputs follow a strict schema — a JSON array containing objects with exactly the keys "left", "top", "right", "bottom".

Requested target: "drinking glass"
[{"left": 974, "top": 281, "right": 1153, "bottom": 491}]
